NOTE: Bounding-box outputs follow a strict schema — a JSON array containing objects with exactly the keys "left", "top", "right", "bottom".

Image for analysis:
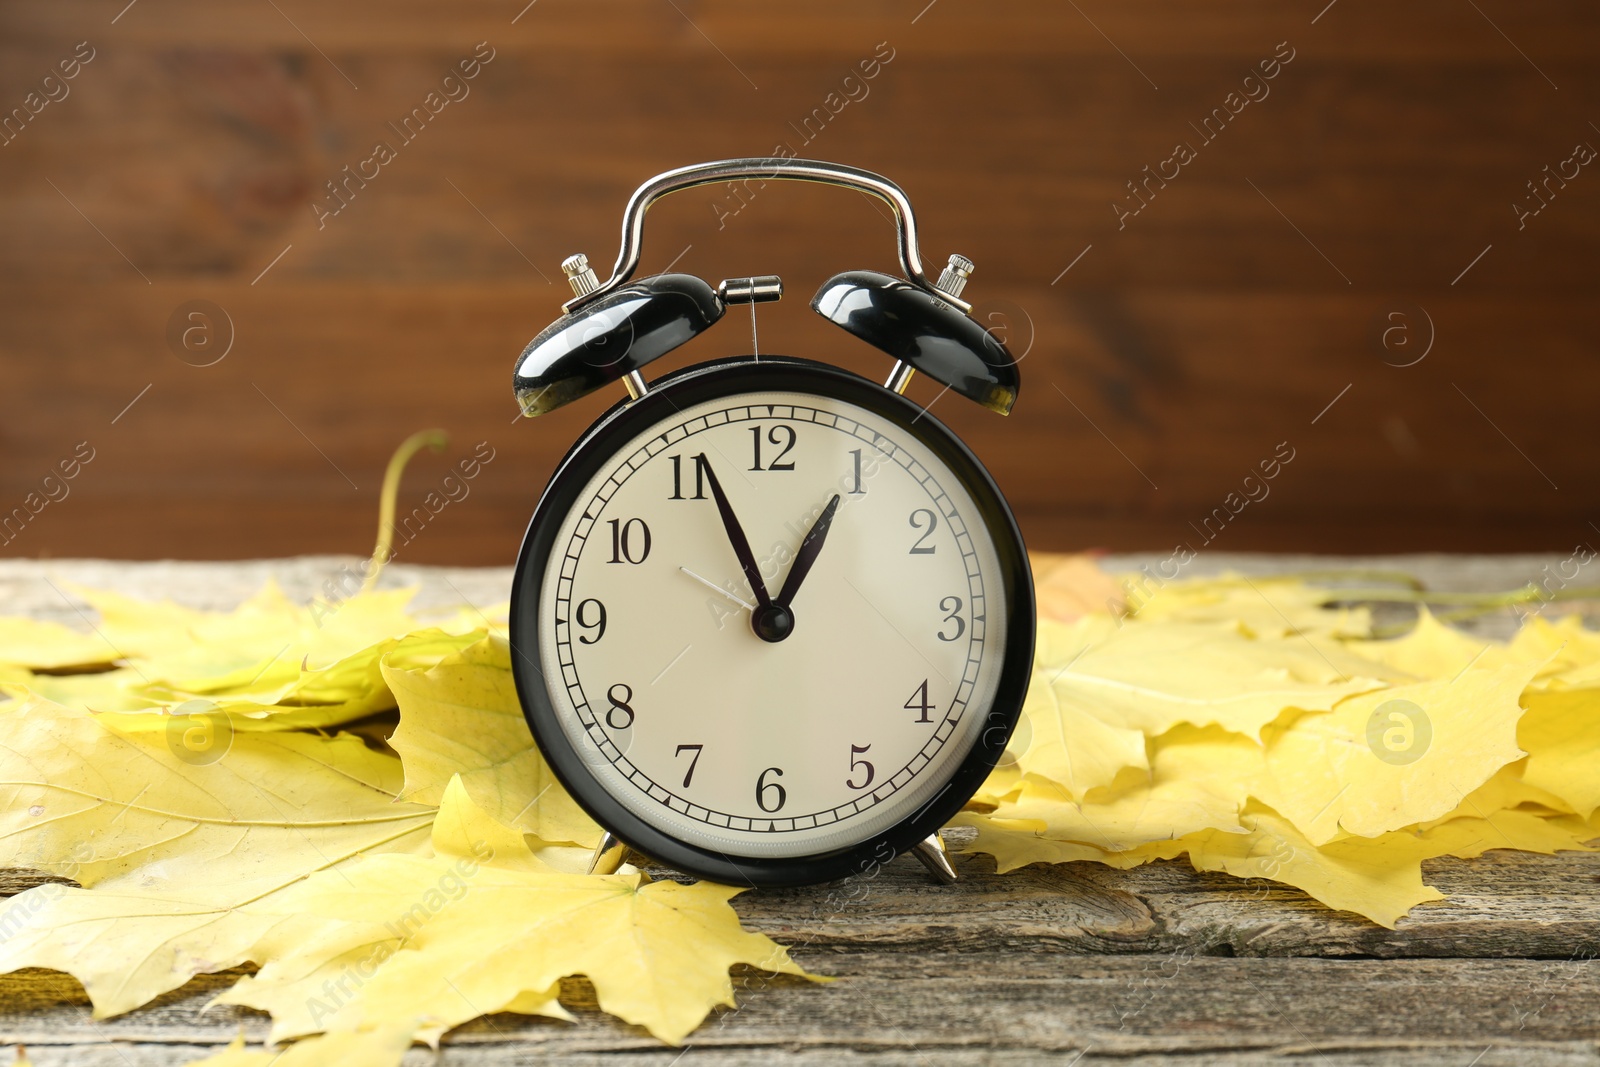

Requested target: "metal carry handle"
[{"left": 562, "top": 157, "right": 956, "bottom": 313}]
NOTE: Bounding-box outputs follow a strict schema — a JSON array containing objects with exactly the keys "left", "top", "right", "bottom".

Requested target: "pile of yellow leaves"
[
  {"left": 0, "top": 550, "right": 1596, "bottom": 1064},
  {"left": 0, "top": 585, "right": 811, "bottom": 1063},
  {"left": 960, "top": 556, "right": 1600, "bottom": 927}
]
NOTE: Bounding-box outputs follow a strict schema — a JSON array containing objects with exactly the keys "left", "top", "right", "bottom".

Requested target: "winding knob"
[
  {"left": 561, "top": 253, "right": 600, "bottom": 298},
  {"left": 934, "top": 253, "right": 974, "bottom": 301}
]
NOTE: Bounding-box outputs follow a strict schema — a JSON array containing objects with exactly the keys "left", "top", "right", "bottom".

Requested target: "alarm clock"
[{"left": 508, "top": 159, "right": 1034, "bottom": 887}]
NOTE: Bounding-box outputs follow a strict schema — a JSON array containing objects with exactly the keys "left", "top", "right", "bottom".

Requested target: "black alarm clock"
[{"left": 508, "top": 158, "right": 1034, "bottom": 887}]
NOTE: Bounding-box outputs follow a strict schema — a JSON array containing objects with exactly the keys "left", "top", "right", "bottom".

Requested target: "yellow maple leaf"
[
  {"left": 961, "top": 800, "right": 1593, "bottom": 928},
  {"left": 41, "top": 584, "right": 443, "bottom": 729},
  {"left": 1127, "top": 574, "right": 1372, "bottom": 639},
  {"left": 0, "top": 883, "right": 300, "bottom": 1021},
  {"left": 1185, "top": 807, "right": 1445, "bottom": 928},
  {"left": 0, "top": 616, "right": 117, "bottom": 671},
  {"left": 1034, "top": 612, "right": 1120, "bottom": 662},
  {"left": 968, "top": 759, "right": 1023, "bottom": 809},
  {"left": 1519, "top": 687, "right": 1600, "bottom": 819},
  {"left": 81, "top": 580, "right": 435, "bottom": 676},
  {"left": 1257, "top": 659, "right": 1539, "bottom": 845},
  {"left": 0, "top": 695, "right": 432, "bottom": 892},
  {"left": 990, "top": 725, "right": 1264, "bottom": 852},
  {"left": 1508, "top": 614, "right": 1600, "bottom": 686},
  {"left": 954, "top": 813, "right": 1190, "bottom": 873},
  {"left": 1345, "top": 607, "right": 1503, "bottom": 679},
  {"left": 1014, "top": 661, "right": 1149, "bottom": 800},
  {"left": 72, "top": 581, "right": 303, "bottom": 667},
  {"left": 93, "top": 628, "right": 483, "bottom": 733},
  {"left": 1415, "top": 758, "right": 1575, "bottom": 829},
  {"left": 3, "top": 667, "right": 134, "bottom": 711},
  {"left": 383, "top": 632, "right": 600, "bottom": 847},
  {"left": 219, "top": 778, "right": 819, "bottom": 1047},
  {"left": 958, "top": 802, "right": 1443, "bottom": 928},
  {"left": 182, "top": 1028, "right": 415, "bottom": 1067},
  {"left": 1215, "top": 805, "right": 1591, "bottom": 926},
  {"left": 0, "top": 696, "right": 435, "bottom": 1017},
  {"left": 1422, "top": 808, "right": 1599, "bottom": 859},
  {"left": 1031, "top": 805, "right": 1470, "bottom": 927},
  {"left": 134, "top": 588, "right": 428, "bottom": 705},
  {"left": 1042, "top": 619, "right": 1383, "bottom": 740},
  {"left": 957, "top": 580, "right": 1600, "bottom": 930}
]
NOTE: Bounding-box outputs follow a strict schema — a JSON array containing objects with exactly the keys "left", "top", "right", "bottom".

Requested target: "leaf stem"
[{"left": 362, "top": 430, "right": 449, "bottom": 593}]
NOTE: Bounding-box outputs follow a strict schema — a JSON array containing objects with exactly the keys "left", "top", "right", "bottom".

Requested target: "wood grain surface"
[
  {"left": 4, "top": 852, "right": 1598, "bottom": 1065},
  {"left": 1, "top": 2, "right": 1597, "bottom": 564},
  {"left": 1, "top": 554, "right": 1598, "bottom": 1065}
]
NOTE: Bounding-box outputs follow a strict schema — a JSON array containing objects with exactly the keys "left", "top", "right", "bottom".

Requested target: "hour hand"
[
  {"left": 696, "top": 458, "right": 772, "bottom": 609},
  {"left": 775, "top": 494, "right": 841, "bottom": 609}
]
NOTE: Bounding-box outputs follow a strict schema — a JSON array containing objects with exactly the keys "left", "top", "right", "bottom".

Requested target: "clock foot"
[
  {"left": 911, "top": 831, "right": 957, "bottom": 884},
  {"left": 587, "top": 831, "right": 630, "bottom": 875}
]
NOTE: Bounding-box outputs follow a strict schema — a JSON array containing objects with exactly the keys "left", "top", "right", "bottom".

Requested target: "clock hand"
[
  {"left": 696, "top": 458, "right": 773, "bottom": 608},
  {"left": 679, "top": 566, "right": 756, "bottom": 612},
  {"left": 774, "top": 493, "right": 841, "bottom": 609}
]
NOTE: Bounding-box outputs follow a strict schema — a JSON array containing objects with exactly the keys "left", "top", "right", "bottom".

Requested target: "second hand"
[{"left": 679, "top": 566, "right": 757, "bottom": 612}]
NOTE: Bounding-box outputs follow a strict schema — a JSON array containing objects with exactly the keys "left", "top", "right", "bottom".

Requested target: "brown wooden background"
[{"left": 1, "top": 1, "right": 1597, "bottom": 566}]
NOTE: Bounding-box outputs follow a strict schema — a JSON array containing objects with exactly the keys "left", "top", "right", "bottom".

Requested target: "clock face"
[{"left": 516, "top": 360, "right": 1030, "bottom": 878}]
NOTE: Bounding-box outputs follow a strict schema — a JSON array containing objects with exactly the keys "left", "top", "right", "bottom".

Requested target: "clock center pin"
[{"left": 751, "top": 602, "right": 795, "bottom": 643}]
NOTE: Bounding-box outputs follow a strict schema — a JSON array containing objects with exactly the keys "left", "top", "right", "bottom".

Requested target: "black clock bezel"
[{"left": 509, "top": 356, "right": 1034, "bottom": 887}]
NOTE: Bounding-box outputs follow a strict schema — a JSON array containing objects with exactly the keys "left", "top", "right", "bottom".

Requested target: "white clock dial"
[{"left": 536, "top": 388, "right": 1009, "bottom": 858}]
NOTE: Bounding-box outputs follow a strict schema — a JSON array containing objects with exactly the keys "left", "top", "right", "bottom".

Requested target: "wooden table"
[{"left": 3, "top": 555, "right": 1598, "bottom": 1066}]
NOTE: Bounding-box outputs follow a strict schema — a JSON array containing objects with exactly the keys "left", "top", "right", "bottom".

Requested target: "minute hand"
[
  {"left": 698, "top": 459, "right": 772, "bottom": 608},
  {"left": 775, "top": 494, "right": 841, "bottom": 608}
]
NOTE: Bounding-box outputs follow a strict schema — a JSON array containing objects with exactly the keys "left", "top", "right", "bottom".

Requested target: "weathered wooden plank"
[
  {"left": 2, "top": 0, "right": 1597, "bottom": 559},
  {"left": 4, "top": 48, "right": 1592, "bottom": 291},
  {"left": 1, "top": 279, "right": 1596, "bottom": 561},
  {"left": 734, "top": 852, "right": 1600, "bottom": 960},
  {"left": 7, "top": 1048, "right": 1600, "bottom": 1067},
  {"left": 8, "top": 846, "right": 1599, "bottom": 969},
  {"left": 1099, "top": 852, "right": 1600, "bottom": 960},
  {"left": 4, "top": 955, "right": 1599, "bottom": 1064},
  {"left": 2, "top": 557, "right": 1598, "bottom": 1063},
  {"left": 3, "top": 0, "right": 1598, "bottom": 63}
]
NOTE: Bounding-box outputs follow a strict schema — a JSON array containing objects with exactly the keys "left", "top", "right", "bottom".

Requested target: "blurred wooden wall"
[{"left": 1, "top": 1, "right": 1597, "bottom": 565}]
